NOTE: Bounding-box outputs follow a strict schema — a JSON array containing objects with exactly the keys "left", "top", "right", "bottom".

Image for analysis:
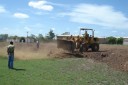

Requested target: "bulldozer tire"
[
  {"left": 92, "top": 43, "right": 99, "bottom": 52},
  {"left": 70, "top": 41, "right": 75, "bottom": 53},
  {"left": 83, "top": 43, "right": 88, "bottom": 52},
  {"left": 79, "top": 44, "right": 83, "bottom": 53}
]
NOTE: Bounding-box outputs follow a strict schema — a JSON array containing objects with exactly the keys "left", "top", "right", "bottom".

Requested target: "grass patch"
[{"left": 0, "top": 57, "right": 128, "bottom": 85}]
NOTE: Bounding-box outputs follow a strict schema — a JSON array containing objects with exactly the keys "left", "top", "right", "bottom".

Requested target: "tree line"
[
  {"left": 0, "top": 30, "right": 124, "bottom": 45},
  {"left": 0, "top": 30, "right": 55, "bottom": 42},
  {"left": 107, "top": 36, "right": 123, "bottom": 45}
]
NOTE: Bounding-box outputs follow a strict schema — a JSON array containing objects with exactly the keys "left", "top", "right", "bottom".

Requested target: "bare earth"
[
  {"left": 0, "top": 42, "right": 128, "bottom": 71},
  {"left": 54, "top": 44, "right": 128, "bottom": 72}
]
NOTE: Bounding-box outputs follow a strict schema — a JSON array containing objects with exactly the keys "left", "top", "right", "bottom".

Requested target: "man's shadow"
[{"left": 12, "top": 68, "right": 26, "bottom": 71}]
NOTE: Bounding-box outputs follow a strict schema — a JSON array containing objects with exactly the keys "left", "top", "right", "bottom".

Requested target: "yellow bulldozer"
[{"left": 57, "top": 28, "right": 99, "bottom": 53}]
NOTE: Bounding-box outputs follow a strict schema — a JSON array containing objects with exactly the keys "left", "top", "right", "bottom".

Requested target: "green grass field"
[{"left": 0, "top": 56, "right": 128, "bottom": 85}]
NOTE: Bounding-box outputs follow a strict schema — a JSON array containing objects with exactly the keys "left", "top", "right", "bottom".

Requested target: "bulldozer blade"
[{"left": 57, "top": 39, "right": 75, "bottom": 52}]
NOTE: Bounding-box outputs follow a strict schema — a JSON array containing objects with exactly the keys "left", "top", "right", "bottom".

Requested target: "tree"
[
  {"left": 30, "top": 34, "right": 37, "bottom": 42},
  {"left": 46, "top": 30, "right": 55, "bottom": 40},
  {"left": 0, "top": 34, "right": 8, "bottom": 40},
  {"left": 107, "top": 36, "right": 116, "bottom": 44},
  {"left": 13, "top": 35, "right": 18, "bottom": 40},
  {"left": 116, "top": 37, "right": 123, "bottom": 44},
  {"left": 38, "top": 34, "right": 44, "bottom": 41},
  {"left": 3, "top": 34, "right": 8, "bottom": 39},
  {"left": 107, "top": 36, "right": 124, "bottom": 45},
  {"left": 30, "top": 34, "right": 36, "bottom": 39}
]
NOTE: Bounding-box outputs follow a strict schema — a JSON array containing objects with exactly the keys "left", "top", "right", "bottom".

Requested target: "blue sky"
[{"left": 0, "top": 0, "right": 128, "bottom": 37}]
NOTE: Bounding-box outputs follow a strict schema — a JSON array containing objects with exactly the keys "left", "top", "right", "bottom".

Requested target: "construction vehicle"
[{"left": 57, "top": 28, "right": 99, "bottom": 53}]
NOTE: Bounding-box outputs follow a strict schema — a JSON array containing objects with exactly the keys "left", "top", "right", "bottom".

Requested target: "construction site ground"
[
  {"left": 0, "top": 42, "right": 128, "bottom": 72},
  {"left": 48, "top": 43, "right": 128, "bottom": 72}
]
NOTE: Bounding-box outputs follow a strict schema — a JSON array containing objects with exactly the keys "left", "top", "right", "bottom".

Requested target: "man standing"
[
  {"left": 7, "top": 41, "right": 15, "bottom": 69},
  {"left": 36, "top": 40, "right": 39, "bottom": 48}
]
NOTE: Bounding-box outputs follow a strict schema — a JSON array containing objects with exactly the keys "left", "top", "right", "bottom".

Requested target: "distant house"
[
  {"left": 98, "top": 37, "right": 108, "bottom": 44},
  {"left": 6, "top": 38, "right": 19, "bottom": 42},
  {"left": 25, "top": 38, "right": 35, "bottom": 43},
  {"left": 0, "top": 36, "right": 7, "bottom": 41},
  {"left": 0, "top": 36, "right": 3, "bottom": 41},
  {"left": 7, "top": 37, "right": 35, "bottom": 43},
  {"left": 61, "top": 32, "right": 70, "bottom": 35},
  {"left": 123, "top": 38, "right": 128, "bottom": 45}
]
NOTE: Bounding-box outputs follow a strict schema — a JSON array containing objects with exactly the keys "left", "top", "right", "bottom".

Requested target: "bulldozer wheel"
[
  {"left": 79, "top": 43, "right": 88, "bottom": 53},
  {"left": 79, "top": 44, "right": 83, "bottom": 53},
  {"left": 92, "top": 43, "right": 99, "bottom": 52},
  {"left": 70, "top": 41, "right": 75, "bottom": 53},
  {"left": 83, "top": 43, "right": 88, "bottom": 52}
]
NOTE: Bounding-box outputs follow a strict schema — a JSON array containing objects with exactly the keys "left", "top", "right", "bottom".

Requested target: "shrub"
[
  {"left": 107, "top": 36, "right": 117, "bottom": 44},
  {"left": 116, "top": 37, "right": 123, "bottom": 44}
]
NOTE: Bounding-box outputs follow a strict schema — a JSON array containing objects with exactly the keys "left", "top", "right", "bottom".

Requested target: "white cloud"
[
  {"left": 51, "top": 28, "right": 55, "bottom": 31},
  {"left": 0, "top": 6, "right": 6, "bottom": 13},
  {"left": 24, "top": 26, "right": 32, "bottom": 31},
  {"left": 64, "top": 4, "right": 128, "bottom": 29},
  {"left": 13, "top": 13, "right": 29, "bottom": 19},
  {"left": 34, "top": 11, "right": 49, "bottom": 15},
  {"left": 35, "top": 11, "right": 43, "bottom": 15},
  {"left": 28, "top": 0, "right": 53, "bottom": 11}
]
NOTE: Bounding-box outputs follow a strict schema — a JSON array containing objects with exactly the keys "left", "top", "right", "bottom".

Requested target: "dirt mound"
[
  {"left": 99, "top": 45, "right": 128, "bottom": 72},
  {"left": 53, "top": 44, "right": 128, "bottom": 72}
]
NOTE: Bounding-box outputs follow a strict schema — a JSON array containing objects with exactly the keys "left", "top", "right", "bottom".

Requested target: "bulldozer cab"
[
  {"left": 79, "top": 28, "right": 94, "bottom": 38},
  {"left": 79, "top": 28, "right": 95, "bottom": 44}
]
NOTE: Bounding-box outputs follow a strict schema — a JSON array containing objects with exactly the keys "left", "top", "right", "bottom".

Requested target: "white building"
[{"left": 123, "top": 38, "right": 128, "bottom": 45}]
